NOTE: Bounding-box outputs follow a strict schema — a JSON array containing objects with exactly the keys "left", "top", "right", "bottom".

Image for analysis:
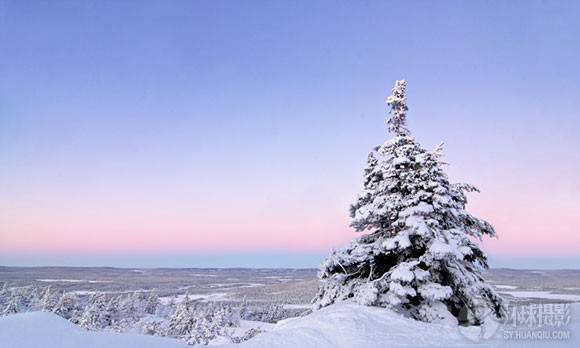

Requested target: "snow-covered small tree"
[
  {"left": 119, "top": 292, "right": 140, "bottom": 323},
  {"left": 187, "top": 316, "right": 217, "bottom": 346},
  {"left": 260, "top": 302, "right": 287, "bottom": 323},
  {"left": 239, "top": 297, "right": 248, "bottom": 319},
  {"left": 39, "top": 286, "right": 59, "bottom": 312},
  {"left": 313, "top": 80, "right": 505, "bottom": 324},
  {"left": 157, "top": 294, "right": 176, "bottom": 318},
  {"left": 27, "top": 287, "right": 41, "bottom": 310},
  {"left": 79, "top": 292, "right": 110, "bottom": 330},
  {"left": 186, "top": 304, "right": 235, "bottom": 346},
  {"left": 167, "top": 299, "right": 239, "bottom": 345},
  {"left": 106, "top": 295, "right": 125, "bottom": 332},
  {"left": 2, "top": 291, "right": 21, "bottom": 316},
  {"left": 205, "top": 302, "right": 238, "bottom": 328},
  {"left": 53, "top": 292, "right": 81, "bottom": 321},
  {"left": 168, "top": 294, "right": 194, "bottom": 339},
  {"left": 0, "top": 283, "right": 7, "bottom": 311},
  {"left": 144, "top": 290, "right": 159, "bottom": 315},
  {"left": 1, "top": 287, "right": 33, "bottom": 315},
  {"left": 168, "top": 294, "right": 177, "bottom": 308}
]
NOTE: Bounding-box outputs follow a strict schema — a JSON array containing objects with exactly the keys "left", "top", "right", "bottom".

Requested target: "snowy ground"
[
  {"left": 2, "top": 301, "right": 578, "bottom": 348},
  {"left": 0, "top": 311, "right": 188, "bottom": 348},
  {"left": 234, "top": 302, "right": 580, "bottom": 348}
]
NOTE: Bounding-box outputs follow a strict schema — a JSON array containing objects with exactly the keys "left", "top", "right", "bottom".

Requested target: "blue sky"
[{"left": 1, "top": 1, "right": 579, "bottom": 268}]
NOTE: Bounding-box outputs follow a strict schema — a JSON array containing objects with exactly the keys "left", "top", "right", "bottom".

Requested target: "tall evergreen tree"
[{"left": 313, "top": 80, "right": 505, "bottom": 323}]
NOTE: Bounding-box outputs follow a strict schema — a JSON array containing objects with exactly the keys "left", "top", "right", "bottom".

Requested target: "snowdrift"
[
  {"left": 238, "top": 302, "right": 464, "bottom": 347},
  {"left": 237, "top": 302, "right": 579, "bottom": 348},
  {"left": 1, "top": 302, "right": 578, "bottom": 348},
  {"left": 0, "top": 311, "right": 187, "bottom": 348}
]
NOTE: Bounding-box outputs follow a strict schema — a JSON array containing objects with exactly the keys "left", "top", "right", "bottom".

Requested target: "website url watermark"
[{"left": 503, "top": 329, "right": 570, "bottom": 340}]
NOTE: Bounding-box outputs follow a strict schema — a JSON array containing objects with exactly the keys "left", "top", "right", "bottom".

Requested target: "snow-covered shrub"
[
  {"left": 139, "top": 317, "right": 166, "bottom": 336},
  {"left": 314, "top": 80, "right": 505, "bottom": 324},
  {"left": 232, "top": 326, "right": 265, "bottom": 344}
]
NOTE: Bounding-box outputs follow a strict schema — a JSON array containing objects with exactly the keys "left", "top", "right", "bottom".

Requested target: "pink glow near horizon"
[
  {"left": 2, "top": 188, "right": 578, "bottom": 258},
  {"left": 468, "top": 190, "right": 580, "bottom": 258},
  {"left": 1, "top": 136, "right": 578, "bottom": 258},
  {"left": 2, "top": 153, "right": 579, "bottom": 258},
  {"left": 0, "top": 198, "right": 355, "bottom": 254}
]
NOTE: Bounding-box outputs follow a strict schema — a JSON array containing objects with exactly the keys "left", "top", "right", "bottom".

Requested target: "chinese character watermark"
[
  {"left": 458, "top": 303, "right": 572, "bottom": 342},
  {"left": 506, "top": 303, "right": 571, "bottom": 328}
]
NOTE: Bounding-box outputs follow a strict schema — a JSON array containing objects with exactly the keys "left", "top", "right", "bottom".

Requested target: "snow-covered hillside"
[
  {"left": 2, "top": 302, "right": 578, "bottom": 348},
  {"left": 239, "top": 302, "right": 463, "bottom": 347},
  {"left": 237, "top": 302, "right": 579, "bottom": 348},
  {"left": 0, "top": 311, "right": 187, "bottom": 348}
]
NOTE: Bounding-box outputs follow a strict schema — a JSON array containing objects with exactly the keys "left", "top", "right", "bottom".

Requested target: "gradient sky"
[{"left": 1, "top": 1, "right": 579, "bottom": 268}]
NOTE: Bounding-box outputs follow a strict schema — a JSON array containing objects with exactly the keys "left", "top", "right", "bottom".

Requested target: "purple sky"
[{"left": 1, "top": 1, "right": 579, "bottom": 268}]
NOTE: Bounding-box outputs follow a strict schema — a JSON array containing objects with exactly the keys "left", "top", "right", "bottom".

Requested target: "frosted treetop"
[{"left": 386, "top": 79, "right": 410, "bottom": 136}]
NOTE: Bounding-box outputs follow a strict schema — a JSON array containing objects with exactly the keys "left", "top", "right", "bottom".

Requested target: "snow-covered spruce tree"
[
  {"left": 0, "top": 283, "right": 7, "bottom": 311},
  {"left": 313, "top": 80, "right": 505, "bottom": 323},
  {"left": 119, "top": 292, "right": 140, "bottom": 323},
  {"left": 27, "top": 287, "right": 41, "bottom": 310},
  {"left": 79, "top": 292, "right": 110, "bottom": 330},
  {"left": 2, "top": 290, "right": 21, "bottom": 316},
  {"left": 1, "top": 287, "right": 33, "bottom": 315},
  {"left": 39, "top": 286, "right": 58, "bottom": 312},
  {"left": 53, "top": 292, "right": 81, "bottom": 321},
  {"left": 168, "top": 294, "right": 194, "bottom": 339},
  {"left": 144, "top": 289, "right": 159, "bottom": 315}
]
